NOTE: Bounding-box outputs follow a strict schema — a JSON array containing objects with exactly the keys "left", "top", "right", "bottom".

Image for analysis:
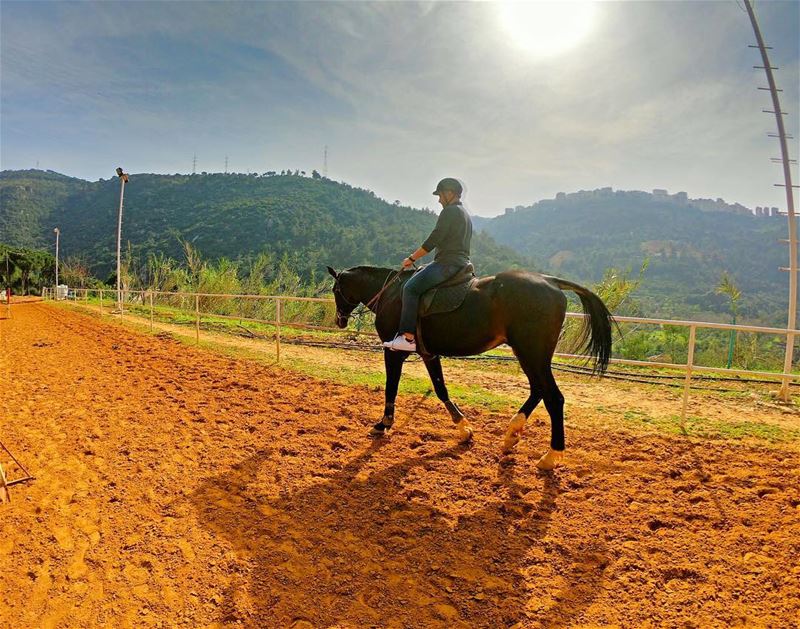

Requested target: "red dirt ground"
[{"left": 1, "top": 302, "right": 799, "bottom": 628}]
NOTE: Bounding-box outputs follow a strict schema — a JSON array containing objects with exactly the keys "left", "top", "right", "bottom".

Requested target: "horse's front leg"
[
  {"left": 423, "top": 355, "right": 473, "bottom": 443},
  {"left": 370, "top": 349, "right": 408, "bottom": 437}
]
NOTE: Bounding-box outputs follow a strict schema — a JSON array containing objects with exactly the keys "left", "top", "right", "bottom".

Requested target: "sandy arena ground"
[{"left": 1, "top": 301, "right": 799, "bottom": 628}]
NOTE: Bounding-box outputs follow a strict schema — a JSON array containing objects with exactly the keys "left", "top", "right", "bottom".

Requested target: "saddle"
[
  {"left": 419, "top": 263, "right": 476, "bottom": 318},
  {"left": 414, "top": 264, "right": 476, "bottom": 358}
]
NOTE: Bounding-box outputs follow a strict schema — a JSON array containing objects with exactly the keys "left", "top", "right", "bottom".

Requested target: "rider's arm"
[
  {"left": 402, "top": 245, "right": 428, "bottom": 268},
  {"left": 420, "top": 205, "right": 455, "bottom": 255},
  {"left": 407, "top": 246, "right": 428, "bottom": 262}
]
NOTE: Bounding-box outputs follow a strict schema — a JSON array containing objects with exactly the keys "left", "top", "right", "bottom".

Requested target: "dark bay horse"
[{"left": 327, "top": 265, "right": 614, "bottom": 469}]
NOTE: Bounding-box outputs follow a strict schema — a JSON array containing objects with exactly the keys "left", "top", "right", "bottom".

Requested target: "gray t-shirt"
[{"left": 421, "top": 202, "right": 473, "bottom": 266}]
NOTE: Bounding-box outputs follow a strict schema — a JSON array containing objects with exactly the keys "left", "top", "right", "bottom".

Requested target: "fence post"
[
  {"left": 150, "top": 291, "right": 154, "bottom": 332},
  {"left": 780, "top": 331, "right": 795, "bottom": 401},
  {"left": 195, "top": 293, "right": 200, "bottom": 345},
  {"left": 84, "top": 288, "right": 89, "bottom": 306},
  {"left": 99, "top": 289, "right": 103, "bottom": 314},
  {"left": 275, "top": 298, "right": 281, "bottom": 362},
  {"left": 680, "top": 325, "right": 697, "bottom": 431}
]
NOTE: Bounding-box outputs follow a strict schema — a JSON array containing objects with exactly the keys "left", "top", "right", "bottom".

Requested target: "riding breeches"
[{"left": 398, "top": 262, "right": 461, "bottom": 335}]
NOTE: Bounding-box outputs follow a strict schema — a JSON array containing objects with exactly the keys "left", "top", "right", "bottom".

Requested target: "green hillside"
[
  {"left": 479, "top": 191, "right": 788, "bottom": 324},
  {"left": 0, "top": 170, "right": 90, "bottom": 248},
  {"left": 1, "top": 170, "right": 792, "bottom": 325},
  {"left": 0, "top": 170, "right": 527, "bottom": 280}
]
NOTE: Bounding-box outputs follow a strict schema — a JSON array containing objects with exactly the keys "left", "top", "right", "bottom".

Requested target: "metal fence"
[{"left": 44, "top": 286, "right": 800, "bottom": 420}]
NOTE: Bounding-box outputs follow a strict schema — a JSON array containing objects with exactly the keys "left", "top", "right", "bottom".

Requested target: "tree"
[
  {"left": 716, "top": 272, "right": 741, "bottom": 368},
  {"left": 61, "top": 255, "right": 91, "bottom": 288}
]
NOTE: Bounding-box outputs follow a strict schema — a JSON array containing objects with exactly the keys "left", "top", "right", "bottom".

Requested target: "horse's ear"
[{"left": 326, "top": 266, "right": 338, "bottom": 279}]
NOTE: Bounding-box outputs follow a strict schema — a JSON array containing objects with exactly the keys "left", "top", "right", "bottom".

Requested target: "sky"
[{"left": 1, "top": 0, "right": 798, "bottom": 217}]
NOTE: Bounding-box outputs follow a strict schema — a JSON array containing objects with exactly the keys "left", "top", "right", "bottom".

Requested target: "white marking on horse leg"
[
  {"left": 536, "top": 448, "right": 564, "bottom": 470},
  {"left": 456, "top": 418, "right": 474, "bottom": 443},
  {"left": 502, "top": 412, "right": 526, "bottom": 453}
]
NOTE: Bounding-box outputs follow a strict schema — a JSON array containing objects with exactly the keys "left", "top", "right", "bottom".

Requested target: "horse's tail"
[{"left": 549, "top": 276, "right": 615, "bottom": 375}]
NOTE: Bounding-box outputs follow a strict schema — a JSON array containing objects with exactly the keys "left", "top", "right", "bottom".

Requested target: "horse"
[{"left": 326, "top": 265, "right": 614, "bottom": 469}]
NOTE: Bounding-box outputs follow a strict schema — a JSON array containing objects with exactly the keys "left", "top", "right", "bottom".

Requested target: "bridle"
[{"left": 332, "top": 282, "right": 361, "bottom": 327}]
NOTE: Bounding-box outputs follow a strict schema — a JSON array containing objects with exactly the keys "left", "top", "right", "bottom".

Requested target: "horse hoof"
[
  {"left": 456, "top": 420, "right": 474, "bottom": 443},
  {"left": 536, "top": 449, "right": 564, "bottom": 470},
  {"left": 502, "top": 413, "right": 526, "bottom": 453},
  {"left": 501, "top": 435, "right": 520, "bottom": 454}
]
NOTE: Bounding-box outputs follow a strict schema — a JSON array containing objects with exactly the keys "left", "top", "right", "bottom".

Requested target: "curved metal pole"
[{"left": 744, "top": 0, "right": 797, "bottom": 401}]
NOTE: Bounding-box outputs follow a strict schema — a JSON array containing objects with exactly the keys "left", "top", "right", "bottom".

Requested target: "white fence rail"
[{"left": 44, "top": 287, "right": 799, "bottom": 421}]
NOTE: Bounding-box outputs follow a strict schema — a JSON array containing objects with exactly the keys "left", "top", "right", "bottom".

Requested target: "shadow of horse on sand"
[{"left": 191, "top": 440, "right": 608, "bottom": 627}]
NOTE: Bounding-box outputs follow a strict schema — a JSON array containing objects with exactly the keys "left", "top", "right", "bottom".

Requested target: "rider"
[{"left": 383, "top": 177, "right": 473, "bottom": 352}]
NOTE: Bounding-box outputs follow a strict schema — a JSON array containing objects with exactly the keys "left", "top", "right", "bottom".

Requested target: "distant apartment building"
[{"left": 754, "top": 206, "right": 783, "bottom": 217}]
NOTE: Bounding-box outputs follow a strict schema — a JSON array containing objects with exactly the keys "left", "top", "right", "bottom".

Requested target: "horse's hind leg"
[
  {"left": 536, "top": 366, "right": 565, "bottom": 470},
  {"left": 503, "top": 348, "right": 565, "bottom": 469},
  {"left": 502, "top": 378, "right": 543, "bottom": 454},
  {"left": 423, "top": 356, "right": 473, "bottom": 443},
  {"left": 371, "top": 349, "right": 408, "bottom": 437}
]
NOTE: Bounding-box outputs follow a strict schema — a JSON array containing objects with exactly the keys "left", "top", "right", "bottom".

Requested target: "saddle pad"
[{"left": 420, "top": 277, "right": 476, "bottom": 317}]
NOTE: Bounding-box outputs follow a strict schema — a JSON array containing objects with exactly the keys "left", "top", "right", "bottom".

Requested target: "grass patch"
[
  {"left": 55, "top": 299, "right": 799, "bottom": 447},
  {"left": 676, "top": 415, "right": 800, "bottom": 443},
  {"left": 616, "top": 406, "right": 799, "bottom": 443}
]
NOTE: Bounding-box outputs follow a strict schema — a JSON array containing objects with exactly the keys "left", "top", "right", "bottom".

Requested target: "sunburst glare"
[{"left": 498, "top": 1, "right": 599, "bottom": 58}]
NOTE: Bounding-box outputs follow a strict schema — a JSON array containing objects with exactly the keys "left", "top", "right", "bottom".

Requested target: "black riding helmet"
[{"left": 432, "top": 177, "right": 463, "bottom": 196}]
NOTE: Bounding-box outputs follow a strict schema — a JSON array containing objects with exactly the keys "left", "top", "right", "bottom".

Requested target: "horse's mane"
[{"left": 345, "top": 265, "right": 413, "bottom": 280}]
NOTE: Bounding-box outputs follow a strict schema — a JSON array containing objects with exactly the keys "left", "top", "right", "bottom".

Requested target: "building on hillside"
[{"left": 755, "top": 206, "right": 785, "bottom": 217}]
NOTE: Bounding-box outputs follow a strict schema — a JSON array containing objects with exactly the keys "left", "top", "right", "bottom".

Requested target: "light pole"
[
  {"left": 115, "top": 167, "right": 129, "bottom": 312},
  {"left": 54, "top": 227, "right": 60, "bottom": 300},
  {"left": 744, "top": 1, "right": 798, "bottom": 401}
]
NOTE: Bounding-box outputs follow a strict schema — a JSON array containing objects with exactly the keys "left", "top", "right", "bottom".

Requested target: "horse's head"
[{"left": 327, "top": 266, "right": 359, "bottom": 329}]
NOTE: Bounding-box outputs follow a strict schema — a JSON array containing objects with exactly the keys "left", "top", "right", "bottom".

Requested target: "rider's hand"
[{"left": 402, "top": 257, "right": 414, "bottom": 269}]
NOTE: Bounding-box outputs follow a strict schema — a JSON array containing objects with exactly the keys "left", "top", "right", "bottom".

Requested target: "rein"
[
  {"left": 335, "top": 266, "right": 409, "bottom": 321},
  {"left": 365, "top": 268, "right": 404, "bottom": 311}
]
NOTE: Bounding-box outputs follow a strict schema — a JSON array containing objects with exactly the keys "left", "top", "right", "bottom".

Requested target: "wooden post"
[
  {"left": 150, "top": 291, "right": 154, "bottom": 332},
  {"left": 99, "top": 289, "right": 103, "bottom": 314},
  {"left": 275, "top": 298, "right": 281, "bottom": 362},
  {"left": 0, "top": 462, "right": 9, "bottom": 504},
  {"left": 195, "top": 293, "right": 200, "bottom": 345},
  {"left": 680, "top": 325, "right": 697, "bottom": 431}
]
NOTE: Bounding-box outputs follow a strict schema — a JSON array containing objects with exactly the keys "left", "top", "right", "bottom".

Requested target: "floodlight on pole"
[
  {"left": 54, "top": 227, "right": 60, "bottom": 300},
  {"left": 115, "top": 167, "right": 129, "bottom": 312}
]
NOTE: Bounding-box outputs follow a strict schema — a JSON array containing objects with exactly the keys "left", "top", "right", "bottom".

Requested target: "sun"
[{"left": 498, "top": 1, "right": 599, "bottom": 58}]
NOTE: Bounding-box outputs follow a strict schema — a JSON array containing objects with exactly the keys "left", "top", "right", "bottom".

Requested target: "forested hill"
[
  {"left": 477, "top": 189, "right": 788, "bottom": 324},
  {"left": 0, "top": 169, "right": 527, "bottom": 278},
  {"left": 1, "top": 170, "right": 790, "bottom": 324},
  {"left": 0, "top": 170, "right": 90, "bottom": 247}
]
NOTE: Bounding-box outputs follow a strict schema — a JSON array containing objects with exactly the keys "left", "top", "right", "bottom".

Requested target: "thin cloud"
[{"left": 1, "top": 1, "right": 797, "bottom": 214}]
